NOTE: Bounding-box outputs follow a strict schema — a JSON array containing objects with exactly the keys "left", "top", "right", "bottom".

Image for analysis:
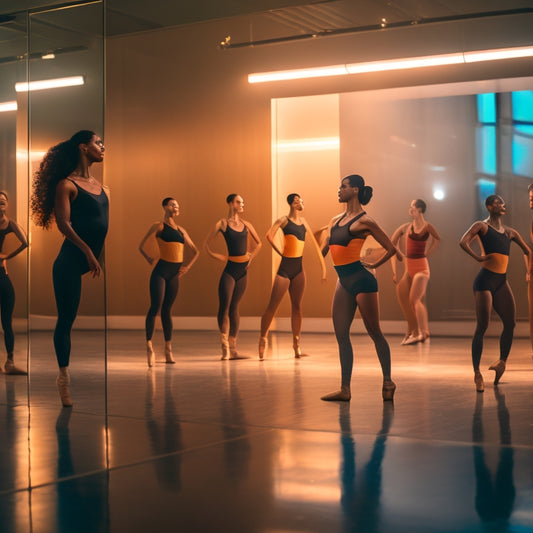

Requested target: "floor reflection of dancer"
[
  {"left": 205, "top": 194, "right": 261, "bottom": 360},
  {"left": 472, "top": 389, "right": 515, "bottom": 528},
  {"left": 139, "top": 197, "right": 199, "bottom": 367},
  {"left": 527, "top": 183, "right": 533, "bottom": 354},
  {"left": 391, "top": 199, "right": 440, "bottom": 345},
  {"left": 31, "top": 131, "right": 108, "bottom": 407},
  {"left": 460, "top": 195, "right": 530, "bottom": 393},
  {"left": 0, "top": 191, "right": 28, "bottom": 374},
  {"left": 321, "top": 175, "right": 400, "bottom": 402},
  {"left": 258, "top": 193, "right": 326, "bottom": 360},
  {"left": 339, "top": 402, "right": 394, "bottom": 533}
]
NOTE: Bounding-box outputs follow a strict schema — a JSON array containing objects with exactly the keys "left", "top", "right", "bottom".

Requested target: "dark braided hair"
[{"left": 31, "top": 130, "right": 95, "bottom": 229}]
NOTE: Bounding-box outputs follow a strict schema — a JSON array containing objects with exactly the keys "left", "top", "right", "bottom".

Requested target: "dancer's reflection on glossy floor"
[
  {"left": 205, "top": 194, "right": 261, "bottom": 360},
  {"left": 472, "top": 389, "right": 515, "bottom": 529},
  {"left": 145, "top": 369, "right": 182, "bottom": 491},
  {"left": 339, "top": 402, "right": 394, "bottom": 533},
  {"left": 320, "top": 175, "right": 400, "bottom": 402},
  {"left": 55, "top": 408, "right": 109, "bottom": 532},
  {"left": 460, "top": 195, "right": 530, "bottom": 392},
  {"left": 390, "top": 198, "right": 440, "bottom": 345},
  {"left": 258, "top": 193, "right": 326, "bottom": 360},
  {"left": 139, "top": 197, "right": 199, "bottom": 367},
  {"left": 31, "top": 131, "right": 108, "bottom": 407},
  {"left": 0, "top": 191, "right": 28, "bottom": 374}
]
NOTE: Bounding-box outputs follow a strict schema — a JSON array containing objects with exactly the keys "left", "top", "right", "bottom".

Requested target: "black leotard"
[
  {"left": 278, "top": 218, "right": 306, "bottom": 280},
  {"left": 0, "top": 221, "right": 16, "bottom": 354},
  {"left": 222, "top": 224, "right": 249, "bottom": 281},
  {"left": 329, "top": 212, "right": 377, "bottom": 295}
]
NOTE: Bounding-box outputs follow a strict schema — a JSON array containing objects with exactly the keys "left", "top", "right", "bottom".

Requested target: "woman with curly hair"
[{"left": 31, "top": 130, "right": 108, "bottom": 407}]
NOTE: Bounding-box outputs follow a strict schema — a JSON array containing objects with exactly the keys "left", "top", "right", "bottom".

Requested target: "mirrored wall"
[{"left": 0, "top": 1, "right": 107, "bottom": 529}]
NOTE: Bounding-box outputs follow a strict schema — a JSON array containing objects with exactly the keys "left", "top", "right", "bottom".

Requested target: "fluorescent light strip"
[
  {"left": 0, "top": 101, "right": 17, "bottom": 112},
  {"left": 248, "top": 45, "right": 533, "bottom": 83},
  {"left": 15, "top": 75, "right": 84, "bottom": 92},
  {"left": 275, "top": 137, "right": 340, "bottom": 152}
]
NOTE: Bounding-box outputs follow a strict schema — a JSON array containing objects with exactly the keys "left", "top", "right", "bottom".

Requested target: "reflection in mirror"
[{"left": 272, "top": 79, "right": 533, "bottom": 329}]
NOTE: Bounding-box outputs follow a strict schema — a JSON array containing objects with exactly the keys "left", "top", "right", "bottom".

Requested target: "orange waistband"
[
  {"left": 228, "top": 254, "right": 249, "bottom": 263},
  {"left": 330, "top": 239, "right": 364, "bottom": 266},
  {"left": 483, "top": 253, "right": 508, "bottom": 274}
]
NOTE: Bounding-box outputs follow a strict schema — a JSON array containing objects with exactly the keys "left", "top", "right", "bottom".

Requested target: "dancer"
[
  {"left": 139, "top": 197, "right": 199, "bottom": 367},
  {"left": 321, "top": 174, "right": 399, "bottom": 402},
  {"left": 205, "top": 194, "right": 261, "bottom": 359},
  {"left": 258, "top": 193, "right": 326, "bottom": 359},
  {"left": 0, "top": 191, "right": 28, "bottom": 375},
  {"left": 459, "top": 194, "right": 530, "bottom": 392},
  {"left": 391, "top": 199, "right": 440, "bottom": 345},
  {"left": 31, "top": 130, "right": 108, "bottom": 407}
]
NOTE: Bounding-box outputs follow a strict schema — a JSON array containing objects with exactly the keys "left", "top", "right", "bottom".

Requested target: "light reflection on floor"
[{"left": 1, "top": 330, "right": 533, "bottom": 532}]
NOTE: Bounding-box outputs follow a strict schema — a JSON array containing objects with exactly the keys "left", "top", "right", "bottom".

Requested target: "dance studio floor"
[{"left": 1, "top": 329, "right": 533, "bottom": 533}]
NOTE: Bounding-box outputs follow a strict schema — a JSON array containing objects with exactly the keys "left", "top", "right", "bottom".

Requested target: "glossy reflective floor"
[{"left": 2, "top": 330, "right": 533, "bottom": 532}]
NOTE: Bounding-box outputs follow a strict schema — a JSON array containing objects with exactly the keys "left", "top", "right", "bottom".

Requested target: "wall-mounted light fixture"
[
  {"left": 0, "top": 101, "right": 17, "bottom": 112},
  {"left": 249, "top": 45, "right": 533, "bottom": 84},
  {"left": 15, "top": 75, "right": 84, "bottom": 92}
]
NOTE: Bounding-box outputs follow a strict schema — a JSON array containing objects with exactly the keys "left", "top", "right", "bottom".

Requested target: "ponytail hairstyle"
[
  {"left": 31, "top": 130, "right": 95, "bottom": 229},
  {"left": 414, "top": 198, "right": 427, "bottom": 213},
  {"left": 344, "top": 174, "right": 373, "bottom": 205}
]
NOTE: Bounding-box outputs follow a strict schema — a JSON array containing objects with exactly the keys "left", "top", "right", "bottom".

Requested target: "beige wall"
[{"left": 104, "top": 11, "right": 533, "bottom": 320}]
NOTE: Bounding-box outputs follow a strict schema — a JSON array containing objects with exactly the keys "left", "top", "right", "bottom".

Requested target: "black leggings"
[
  {"left": 53, "top": 254, "right": 86, "bottom": 368},
  {"left": 217, "top": 270, "right": 247, "bottom": 337},
  {"left": 146, "top": 260, "right": 181, "bottom": 341},
  {"left": 472, "top": 279, "right": 516, "bottom": 371},
  {"left": 0, "top": 268, "right": 15, "bottom": 354}
]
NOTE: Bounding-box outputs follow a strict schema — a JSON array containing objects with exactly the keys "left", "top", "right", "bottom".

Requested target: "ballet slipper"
[
  {"left": 146, "top": 340, "right": 155, "bottom": 367},
  {"left": 321, "top": 387, "right": 351, "bottom": 401},
  {"left": 258, "top": 336, "right": 267, "bottom": 360},
  {"left": 56, "top": 368, "right": 73, "bottom": 407},
  {"left": 293, "top": 336, "right": 309, "bottom": 358},
  {"left": 4, "top": 358, "right": 27, "bottom": 375},
  {"left": 220, "top": 333, "right": 230, "bottom": 360},
  {"left": 489, "top": 359, "right": 506, "bottom": 385},
  {"left": 164, "top": 341, "right": 175, "bottom": 364},
  {"left": 382, "top": 380, "right": 396, "bottom": 401},
  {"left": 228, "top": 336, "right": 248, "bottom": 359},
  {"left": 474, "top": 371, "right": 484, "bottom": 392},
  {"left": 403, "top": 334, "right": 423, "bottom": 345}
]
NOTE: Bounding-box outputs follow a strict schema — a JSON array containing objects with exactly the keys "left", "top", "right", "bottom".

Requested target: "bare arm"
[
  {"left": 459, "top": 221, "right": 489, "bottom": 263},
  {"left": 303, "top": 218, "right": 327, "bottom": 281},
  {"left": 359, "top": 217, "right": 400, "bottom": 269},
  {"left": 243, "top": 220, "right": 262, "bottom": 262},
  {"left": 509, "top": 227, "right": 532, "bottom": 281},
  {"left": 265, "top": 217, "right": 286, "bottom": 257},
  {"left": 138, "top": 222, "right": 160, "bottom": 265},
  {"left": 204, "top": 220, "right": 227, "bottom": 262},
  {"left": 178, "top": 226, "right": 200, "bottom": 277},
  {"left": 390, "top": 223, "right": 408, "bottom": 282},
  {"left": 0, "top": 221, "right": 28, "bottom": 261},
  {"left": 425, "top": 223, "right": 441, "bottom": 257},
  {"left": 55, "top": 179, "right": 101, "bottom": 278}
]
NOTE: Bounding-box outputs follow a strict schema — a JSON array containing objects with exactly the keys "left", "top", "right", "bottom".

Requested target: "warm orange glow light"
[
  {"left": 0, "top": 101, "right": 17, "bottom": 112},
  {"left": 15, "top": 75, "right": 84, "bottom": 92}
]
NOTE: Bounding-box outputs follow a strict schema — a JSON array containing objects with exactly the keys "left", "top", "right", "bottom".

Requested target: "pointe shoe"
[
  {"left": 489, "top": 359, "right": 506, "bottom": 385},
  {"left": 382, "top": 380, "right": 396, "bottom": 401},
  {"left": 146, "top": 341, "right": 155, "bottom": 367},
  {"left": 228, "top": 336, "right": 248, "bottom": 359},
  {"left": 474, "top": 371, "right": 484, "bottom": 392},
  {"left": 56, "top": 369, "right": 73, "bottom": 407},
  {"left": 164, "top": 342, "right": 175, "bottom": 364},
  {"left": 403, "top": 334, "right": 423, "bottom": 346},
  {"left": 321, "top": 388, "right": 351, "bottom": 401},
  {"left": 4, "top": 359, "right": 27, "bottom": 375},
  {"left": 258, "top": 336, "right": 267, "bottom": 360},
  {"left": 400, "top": 334, "right": 412, "bottom": 346},
  {"left": 293, "top": 336, "right": 308, "bottom": 358},
  {"left": 221, "top": 333, "right": 230, "bottom": 360}
]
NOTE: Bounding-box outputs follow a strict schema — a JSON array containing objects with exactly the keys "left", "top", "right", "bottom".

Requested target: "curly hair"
[{"left": 31, "top": 130, "right": 95, "bottom": 229}]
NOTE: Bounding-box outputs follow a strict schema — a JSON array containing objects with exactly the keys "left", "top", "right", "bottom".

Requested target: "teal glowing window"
[
  {"left": 512, "top": 90, "right": 533, "bottom": 123},
  {"left": 477, "top": 93, "right": 496, "bottom": 124},
  {"left": 476, "top": 126, "right": 496, "bottom": 175},
  {"left": 512, "top": 91, "right": 533, "bottom": 178}
]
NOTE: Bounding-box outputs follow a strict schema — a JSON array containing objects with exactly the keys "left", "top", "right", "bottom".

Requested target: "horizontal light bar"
[
  {"left": 249, "top": 45, "right": 533, "bottom": 83},
  {"left": 15, "top": 75, "right": 84, "bottom": 92},
  {"left": 0, "top": 101, "right": 17, "bottom": 112},
  {"left": 275, "top": 137, "right": 340, "bottom": 152}
]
